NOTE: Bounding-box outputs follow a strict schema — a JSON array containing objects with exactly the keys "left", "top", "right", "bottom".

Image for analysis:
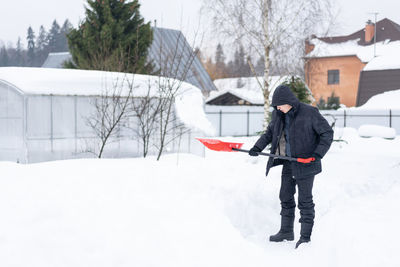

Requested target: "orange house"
[{"left": 305, "top": 18, "right": 400, "bottom": 107}]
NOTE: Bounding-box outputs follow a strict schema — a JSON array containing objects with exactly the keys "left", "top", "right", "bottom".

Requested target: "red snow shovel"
[{"left": 196, "top": 138, "right": 315, "bottom": 163}]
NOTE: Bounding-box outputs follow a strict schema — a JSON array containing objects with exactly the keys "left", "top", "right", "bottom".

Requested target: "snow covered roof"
[
  {"left": 308, "top": 38, "right": 399, "bottom": 62},
  {"left": 317, "top": 18, "right": 400, "bottom": 46},
  {"left": 0, "top": 67, "right": 150, "bottom": 96},
  {"left": 355, "top": 88, "right": 400, "bottom": 109},
  {"left": 207, "top": 76, "right": 303, "bottom": 105},
  {"left": 363, "top": 42, "right": 400, "bottom": 71},
  {"left": 148, "top": 27, "right": 217, "bottom": 93},
  {"left": 0, "top": 67, "right": 215, "bottom": 135},
  {"left": 307, "top": 38, "right": 400, "bottom": 72},
  {"left": 41, "top": 52, "right": 72, "bottom": 68},
  {"left": 0, "top": 67, "right": 204, "bottom": 97}
]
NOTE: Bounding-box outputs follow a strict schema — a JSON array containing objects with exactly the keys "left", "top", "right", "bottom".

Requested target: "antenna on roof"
[{"left": 368, "top": 12, "right": 379, "bottom": 57}]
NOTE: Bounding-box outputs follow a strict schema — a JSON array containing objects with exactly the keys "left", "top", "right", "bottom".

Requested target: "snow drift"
[{"left": 0, "top": 128, "right": 399, "bottom": 266}]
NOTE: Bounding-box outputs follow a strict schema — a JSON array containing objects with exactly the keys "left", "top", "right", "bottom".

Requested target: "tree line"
[
  {"left": 197, "top": 43, "right": 265, "bottom": 81},
  {"left": 0, "top": 19, "right": 72, "bottom": 67}
]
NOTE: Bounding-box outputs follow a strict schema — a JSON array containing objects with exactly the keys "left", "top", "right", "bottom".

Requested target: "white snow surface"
[
  {"left": 0, "top": 67, "right": 192, "bottom": 97},
  {"left": 1, "top": 128, "right": 400, "bottom": 266},
  {"left": 363, "top": 51, "right": 400, "bottom": 71},
  {"left": 358, "top": 124, "right": 396, "bottom": 139},
  {"left": 0, "top": 67, "right": 215, "bottom": 135},
  {"left": 353, "top": 88, "right": 400, "bottom": 109},
  {"left": 308, "top": 39, "right": 400, "bottom": 68},
  {"left": 209, "top": 76, "right": 288, "bottom": 105}
]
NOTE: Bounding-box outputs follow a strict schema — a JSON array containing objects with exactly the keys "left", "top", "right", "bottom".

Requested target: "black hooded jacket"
[{"left": 253, "top": 85, "right": 333, "bottom": 178}]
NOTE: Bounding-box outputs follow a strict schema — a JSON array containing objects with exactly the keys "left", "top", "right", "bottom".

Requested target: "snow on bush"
[{"left": 358, "top": 124, "right": 396, "bottom": 139}]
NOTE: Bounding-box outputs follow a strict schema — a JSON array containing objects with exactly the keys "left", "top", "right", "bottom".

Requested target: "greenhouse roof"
[
  {"left": 0, "top": 67, "right": 215, "bottom": 135},
  {"left": 0, "top": 67, "right": 188, "bottom": 97}
]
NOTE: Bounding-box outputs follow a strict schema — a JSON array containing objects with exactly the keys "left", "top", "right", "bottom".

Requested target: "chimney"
[
  {"left": 305, "top": 35, "right": 316, "bottom": 54},
  {"left": 365, "top": 20, "right": 375, "bottom": 43}
]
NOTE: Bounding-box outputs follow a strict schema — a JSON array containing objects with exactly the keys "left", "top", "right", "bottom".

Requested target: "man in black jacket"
[{"left": 249, "top": 84, "right": 333, "bottom": 249}]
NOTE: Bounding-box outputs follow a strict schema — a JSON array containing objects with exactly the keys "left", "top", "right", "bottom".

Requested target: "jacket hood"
[{"left": 271, "top": 85, "right": 300, "bottom": 109}]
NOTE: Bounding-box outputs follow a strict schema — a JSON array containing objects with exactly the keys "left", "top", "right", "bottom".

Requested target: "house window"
[{"left": 328, "top": 69, "right": 340, "bottom": 84}]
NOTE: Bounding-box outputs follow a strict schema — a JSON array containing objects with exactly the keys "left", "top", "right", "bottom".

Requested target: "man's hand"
[{"left": 249, "top": 146, "right": 261, "bottom": 156}]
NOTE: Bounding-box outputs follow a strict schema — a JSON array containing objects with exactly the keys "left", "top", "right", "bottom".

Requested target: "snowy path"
[{"left": 0, "top": 128, "right": 399, "bottom": 266}]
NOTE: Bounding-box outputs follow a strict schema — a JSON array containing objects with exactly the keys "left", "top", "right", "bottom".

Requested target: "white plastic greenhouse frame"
[{"left": 0, "top": 67, "right": 209, "bottom": 163}]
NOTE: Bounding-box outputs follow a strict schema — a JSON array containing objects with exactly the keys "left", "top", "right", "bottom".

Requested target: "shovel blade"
[{"left": 196, "top": 138, "right": 243, "bottom": 152}]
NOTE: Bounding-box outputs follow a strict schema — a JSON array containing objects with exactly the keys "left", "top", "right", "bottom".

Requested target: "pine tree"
[
  {"left": 317, "top": 97, "right": 327, "bottom": 110},
  {"left": 282, "top": 76, "right": 312, "bottom": 104},
  {"left": 15, "top": 37, "right": 25, "bottom": 66},
  {"left": 214, "top": 43, "right": 227, "bottom": 79},
  {"left": 255, "top": 56, "right": 264, "bottom": 76},
  {"left": 233, "top": 48, "right": 240, "bottom": 77},
  {"left": 48, "top": 20, "right": 62, "bottom": 52},
  {"left": 0, "top": 46, "right": 9, "bottom": 66},
  {"left": 244, "top": 55, "right": 252, "bottom": 77},
  {"left": 36, "top": 26, "right": 48, "bottom": 51},
  {"left": 215, "top": 44, "right": 225, "bottom": 66},
  {"left": 67, "top": 0, "right": 153, "bottom": 73},
  {"left": 60, "top": 19, "right": 73, "bottom": 52},
  {"left": 27, "top": 26, "right": 36, "bottom": 66},
  {"left": 36, "top": 25, "right": 49, "bottom": 65},
  {"left": 204, "top": 57, "right": 217, "bottom": 80},
  {"left": 326, "top": 92, "right": 340, "bottom": 110},
  {"left": 238, "top": 45, "right": 246, "bottom": 76}
]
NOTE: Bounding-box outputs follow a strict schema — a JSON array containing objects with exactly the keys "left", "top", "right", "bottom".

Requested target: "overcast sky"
[{"left": 0, "top": 0, "right": 399, "bottom": 52}]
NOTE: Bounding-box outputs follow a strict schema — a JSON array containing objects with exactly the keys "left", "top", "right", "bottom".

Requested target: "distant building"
[
  {"left": 42, "top": 52, "right": 72, "bottom": 68},
  {"left": 305, "top": 18, "right": 400, "bottom": 107},
  {"left": 42, "top": 27, "right": 216, "bottom": 95},
  {"left": 206, "top": 76, "right": 311, "bottom": 106}
]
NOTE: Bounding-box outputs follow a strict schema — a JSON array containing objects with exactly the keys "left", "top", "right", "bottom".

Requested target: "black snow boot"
[
  {"left": 295, "top": 223, "right": 313, "bottom": 249},
  {"left": 269, "top": 216, "right": 294, "bottom": 242}
]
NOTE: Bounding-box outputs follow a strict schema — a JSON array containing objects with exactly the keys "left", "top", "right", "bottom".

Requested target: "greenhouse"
[{"left": 0, "top": 67, "right": 213, "bottom": 163}]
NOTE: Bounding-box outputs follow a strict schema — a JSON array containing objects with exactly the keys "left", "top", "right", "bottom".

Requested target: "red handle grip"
[{"left": 297, "top": 157, "right": 315, "bottom": 163}]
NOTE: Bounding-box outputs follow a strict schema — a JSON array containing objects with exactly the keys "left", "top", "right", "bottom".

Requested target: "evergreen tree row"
[
  {"left": 0, "top": 19, "right": 72, "bottom": 67},
  {"left": 200, "top": 43, "right": 265, "bottom": 81}
]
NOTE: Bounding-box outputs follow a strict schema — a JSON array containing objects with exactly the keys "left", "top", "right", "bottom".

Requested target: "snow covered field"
[{"left": 0, "top": 128, "right": 399, "bottom": 267}]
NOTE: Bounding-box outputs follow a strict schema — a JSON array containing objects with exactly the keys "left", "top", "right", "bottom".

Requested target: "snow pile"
[
  {"left": 0, "top": 67, "right": 215, "bottom": 135},
  {"left": 175, "top": 89, "right": 216, "bottom": 135},
  {"left": 0, "top": 129, "right": 399, "bottom": 266},
  {"left": 209, "top": 76, "right": 288, "bottom": 104},
  {"left": 308, "top": 39, "right": 400, "bottom": 66},
  {"left": 355, "top": 88, "right": 400, "bottom": 109},
  {"left": 358, "top": 124, "right": 396, "bottom": 139}
]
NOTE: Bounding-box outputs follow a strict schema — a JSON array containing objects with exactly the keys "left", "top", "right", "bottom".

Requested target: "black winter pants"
[{"left": 279, "top": 161, "right": 315, "bottom": 225}]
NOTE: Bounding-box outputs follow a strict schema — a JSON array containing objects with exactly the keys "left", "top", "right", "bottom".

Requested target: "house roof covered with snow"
[
  {"left": 306, "top": 18, "right": 400, "bottom": 67},
  {"left": 207, "top": 76, "right": 310, "bottom": 105},
  {"left": 41, "top": 52, "right": 72, "bottom": 68},
  {"left": 316, "top": 18, "right": 400, "bottom": 46},
  {"left": 307, "top": 39, "right": 400, "bottom": 65}
]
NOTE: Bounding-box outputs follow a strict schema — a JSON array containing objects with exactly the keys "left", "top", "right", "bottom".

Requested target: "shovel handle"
[{"left": 231, "top": 148, "right": 315, "bottom": 163}]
